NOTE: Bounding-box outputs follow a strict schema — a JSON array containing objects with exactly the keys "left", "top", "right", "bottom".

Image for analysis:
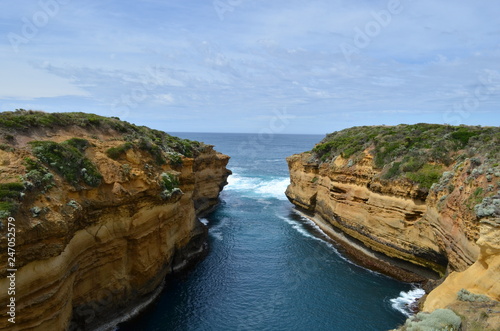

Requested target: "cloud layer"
[{"left": 1, "top": 0, "right": 499, "bottom": 133}]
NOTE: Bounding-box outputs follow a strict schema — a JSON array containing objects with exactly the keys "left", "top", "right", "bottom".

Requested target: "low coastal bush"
[
  {"left": 0, "top": 110, "right": 205, "bottom": 159},
  {"left": 457, "top": 289, "right": 491, "bottom": 303},
  {"left": 311, "top": 124, "right": 500, "bottom": 191},
  {"left": 22, "top": 158, "right": 55, "bottom": 192},
  {"left": 29, "top": 139, "right": 102, "bottom": 187},
  {"left": 401, "top": 309, "right": 461, "bottom": 331},
  {"left": 0, "top": 182, "right": 24, "bottom": 218},
  {"left": 139, "top": 137, "right": 166, "bottom": 165},
  {"left": 106, "top": 142, "right": 133, "bottom": 160},
  {"left": 474, "top": 195, "right": 500, "bottom": 218},
  {"left": 406, "top": 164, "right": 443, "bottom": 190},
  {"left": 159, "top": 172, "right": 182, "bottom": 200}
]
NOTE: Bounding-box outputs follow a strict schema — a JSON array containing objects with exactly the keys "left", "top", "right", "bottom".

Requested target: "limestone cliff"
[
  {"left": 286, "top": 124, "right": 500, "bottom": 324},
  {"left": 0, "top": 110, "right": 231, "bottom": 331}
]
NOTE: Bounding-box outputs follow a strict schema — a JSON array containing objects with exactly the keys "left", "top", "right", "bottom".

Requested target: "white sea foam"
[
  {"left": 226, "top": 173, "right": 290, "bottom": 200},
  {"left": 390, "top": 287, "right": 425, "bottom": 316},
  {"left": 279, "top": 211, "right": 385, "bottom": 273},
  {"left": 277, "top": 213, "right": 350, "bottom": 264},
  {"left": 210, "top": 231, "right": 224, "bottom": 241}
]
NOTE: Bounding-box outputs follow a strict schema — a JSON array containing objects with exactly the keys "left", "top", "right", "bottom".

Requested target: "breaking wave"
[{"left": 226, "top": 173, "right": 289, "bottom": 200}]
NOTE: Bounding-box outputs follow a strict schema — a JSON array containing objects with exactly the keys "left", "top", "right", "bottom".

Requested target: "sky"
[{"left": 0, "top": 0, "right": 499, "bottom": 134}]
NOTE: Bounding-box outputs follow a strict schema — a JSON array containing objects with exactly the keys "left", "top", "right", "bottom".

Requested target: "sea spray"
[
  {"left": 390, "top": 287, "right": 426, "bottom": 316},
  {"left": 226, "top": 173, "right": 289, "bottom": 200}
]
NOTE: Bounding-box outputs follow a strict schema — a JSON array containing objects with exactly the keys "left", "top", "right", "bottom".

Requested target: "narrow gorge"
[
  {"left": 0, "top": 111, "right": 230, "bottom": 331},
  {"left": 286, "top": 124, "right": 500, "bottom": 329}
]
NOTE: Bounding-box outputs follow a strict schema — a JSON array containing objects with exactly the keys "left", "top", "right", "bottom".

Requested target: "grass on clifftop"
[
  {"left": 312, "top": 124, "right": 500, "bottom": 190},
  {"left": 0, "top": 109, "right": 205, "bottom": 160}
]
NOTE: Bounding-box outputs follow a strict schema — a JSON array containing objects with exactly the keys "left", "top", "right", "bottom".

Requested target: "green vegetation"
[
  {"left": 106, "top": 142, "right": 133, "bottom": 160},
  {"left": 29, "top": 139, "right": 102, "bottom": 187},
  {"left": 400, "top": 309, "right": 461, "bottom": 331},
  {"left": 0, "top": 182, "right": 24, "bottom": 199},
  {"left": 0, "top": 110, "right": 205, "bottom": 160},
  {"left": 138, "top": 137, "right": 166, "bottom": 165},
  {"left": 159, "top": 172, "right": 182, "bottom": 199},
  {"left": 457, "top": 289, "right": 491, "bottom": 303},
  {"left": 22, "top": 158, "right": 55, "bottom": 192},
  {"left": 0, "top": 143, "right": 14, "bottom": 152},
  {"left": 406, "top": 164, "right": 444, "bottom": 190},
  {"left": 0, "top": 182, "right": 24, "bottom": 218},
  {"left": 167, "top": 153, "right": 183, "bottom": 167},
  {"left": 312, "top": 124, "right": 500, "bottom": 191},
  {"left": 64, "top": 137, "right": 91, "bottom": 152},
  {"left": 160, "top": 172, "right": 179, "bottom": 192}
]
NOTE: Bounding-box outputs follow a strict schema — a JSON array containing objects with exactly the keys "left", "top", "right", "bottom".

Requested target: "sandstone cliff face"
[
  {"left": 0, "top": 113, "right": 230, "bottom": 331},
  {"left": 286, "top": 126, "right": 500, "bottom": 318}
]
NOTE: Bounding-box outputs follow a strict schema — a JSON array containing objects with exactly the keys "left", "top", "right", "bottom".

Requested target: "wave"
[
  {"left": 226, "top": 173, "right": 290, "bottom": 201},
  {"left": 279, "top": 211, "right": 392, "bottom": 279},
  {"left": 390, "top": 287, "right": 425, "bottom": 316},
  {"left": 277, "top": 213, "right": 354, "bottom": 265},
  {"left": 284, "top": 211, "right": 425, "bottom": 317}
]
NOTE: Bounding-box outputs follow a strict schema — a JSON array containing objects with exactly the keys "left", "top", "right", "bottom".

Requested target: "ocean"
[{"left": 117, "top": 133, "right": 419, "bottom": 331}]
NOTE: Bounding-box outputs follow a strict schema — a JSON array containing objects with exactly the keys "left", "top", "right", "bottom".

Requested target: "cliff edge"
[
  {"left": 285, "top": 124, "right": 500, "bottom": 328},
  {"left": 0, "top": 110, "right": 231, "bottom": 330}
]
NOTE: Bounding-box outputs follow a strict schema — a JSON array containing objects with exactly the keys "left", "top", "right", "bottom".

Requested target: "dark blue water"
[{"left": 118, "top": 133, "right": 414, "bottom": 331}]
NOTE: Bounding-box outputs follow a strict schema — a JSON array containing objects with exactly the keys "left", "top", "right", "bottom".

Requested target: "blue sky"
[{"left": 1, "top": 0, "right": 499, "bottom": 134}]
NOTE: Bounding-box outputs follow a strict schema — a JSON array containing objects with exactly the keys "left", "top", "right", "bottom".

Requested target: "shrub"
[
  {"left": 406, "top": 164, "right": 443, "bottom": 190},
  {"left": 0, "top": 182, "right": 24, "bottom": 218},
  {"left": 0, "top": 201, "right": 18, "bottom": 218},
  {"left": 451, "top": 128, "right": 478, "bottom": 146},
  {"left": 159, "top": 172, "right": 182, "bottom": 200},
  {"left": 457, "top": 289, "right": 491, "bottom": 302},
  {"left": 106, "top": 142, "right": 133, "bottom": 160},
  {"left": 168, "top": 153, "right": 183, "bottom": 167},
  {"left": 474, "top": 196, "right": 500, "bottom": 218},
  {"left": 139, "top": 138, "right": 166, "bottom": 165},
  {"left": 64, "top": 138, "right": 90, "bottom": 152},
  {"left": 160, "top": 172, "right": 179, "bottom": 192},
  {"left": 403, "top": 309, "right": 461, "bottom": 331},
  {"left": 23, "top": 158, "right": 55, "bottom": 191},
  {"left": 383, "top": 162, "right": 401, "bottom": 179},
  {"left": 0, "top": 182, "right": 25, "bottom": 199},
  {"left": 29, "top": 140, "right": 102, "bottom": 187}
]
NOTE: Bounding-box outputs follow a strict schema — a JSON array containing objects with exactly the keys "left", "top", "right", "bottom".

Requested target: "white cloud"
[
  {"left": 0, "top": 0, "right": 499, "bottom": 132},
  {"left": 0, "top": 57, "right": 89, "bottom": 99}
]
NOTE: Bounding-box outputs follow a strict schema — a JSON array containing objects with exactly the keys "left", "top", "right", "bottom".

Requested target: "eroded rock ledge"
[
  {"left": 0, "top": 111, "right": 231, "bottom": 331},
  {"left": 285, "top": 124, "right": 500, "bottom": 327}
]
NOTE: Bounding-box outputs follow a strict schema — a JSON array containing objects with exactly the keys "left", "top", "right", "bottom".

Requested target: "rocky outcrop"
[
  {"left": 0, "top": 111, "right": 230, "bottom": 331},
  {"left": 286, "top": 124, "right": 500, "bottom": 323},
  {"left": 286, "top": 153, "right": 451, "bottom": 280}
]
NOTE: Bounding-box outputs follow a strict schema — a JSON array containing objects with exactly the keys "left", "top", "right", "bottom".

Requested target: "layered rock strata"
[
  {"left": 0, "top": 112, "right": 230, "bottom": 331},
  {"left": 286, "top": 125, "right": 500, "bottom": 321}
]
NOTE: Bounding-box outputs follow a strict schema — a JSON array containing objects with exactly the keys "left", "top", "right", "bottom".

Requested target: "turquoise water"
[{"left": 118, "top": 133, "right": 415, "bottom": 331}]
